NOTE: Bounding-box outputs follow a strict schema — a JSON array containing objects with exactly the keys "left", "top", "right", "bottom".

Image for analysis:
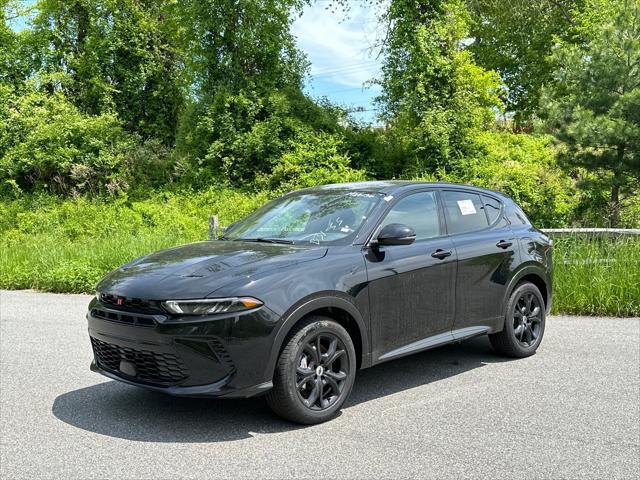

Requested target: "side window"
[
  {"left": 442, "top": 191, "right": 489, "bottom": 234},
  {"left": 481, "top": 195, "right": 502, "bottom": 225},
  {"left": 380, "top": 191, "right": 440, "bottom": 241}
]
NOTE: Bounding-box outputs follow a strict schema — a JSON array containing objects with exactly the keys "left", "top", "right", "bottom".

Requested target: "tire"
[
  {"left": 266, "top": 315, "right": 357, "bottom": 424},
  {"left": 489, "top": 282, "right": 546, "bottom": 358}
]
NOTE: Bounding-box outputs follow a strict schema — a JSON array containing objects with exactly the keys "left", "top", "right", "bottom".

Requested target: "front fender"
[{"left": 262, "top": 292, "right": 371, "bottom": 382}]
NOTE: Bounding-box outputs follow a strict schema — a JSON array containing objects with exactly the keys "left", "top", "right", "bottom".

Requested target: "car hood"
[{"left": 96, "top": 241, "right": 328, "bottom": 300}]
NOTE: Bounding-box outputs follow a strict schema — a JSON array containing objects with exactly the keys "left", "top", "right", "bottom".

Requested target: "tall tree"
[
  {"left": 1, "top": 0, "right": 32, "bottom": 86},
  {"left": 178, "top": 0, "right": 307, "bottom": 96},
  {"left": 31, "top": 0, "right": 184, "bottom": 143},
  {"left": 468, "top": 0, "right": 584, "bottom": 125},
  {"left": 174, "top": 0, "right": 341, "bottom": 183},
  {"left": 541, "top": 0, "right": 640, "bottom": 226},
  {"left": 376, "top": 0, "right": 502, "bottom": 177}
]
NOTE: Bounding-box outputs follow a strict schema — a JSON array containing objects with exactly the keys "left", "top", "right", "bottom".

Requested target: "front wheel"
[
  {"left": 489, "top": 282, "right": 546, "bottom": 358},
  {"left": 266, "top": 316, "right": 356, "bottom": 424}
]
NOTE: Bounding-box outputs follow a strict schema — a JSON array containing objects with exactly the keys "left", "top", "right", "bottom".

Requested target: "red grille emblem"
[{"left": 117, "top": 298, "right": 123, "bottom": 306}]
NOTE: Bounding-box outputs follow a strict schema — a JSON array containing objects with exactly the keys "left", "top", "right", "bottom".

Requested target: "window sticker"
[{"left": 457, "top": 199, "right": 477, "bottom": 216}]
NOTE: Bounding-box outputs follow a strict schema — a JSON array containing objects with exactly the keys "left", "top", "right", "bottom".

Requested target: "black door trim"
[{"left": 376, "top": 326, "right": 490, "bottom": 363}]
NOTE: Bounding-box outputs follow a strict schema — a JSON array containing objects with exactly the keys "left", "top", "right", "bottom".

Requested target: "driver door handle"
[
  {"left": 496, "top": 240, "right": 513, "bottom": 249},
  {"left": 431, "top": 249, "right": 452, "bottom": 260}
]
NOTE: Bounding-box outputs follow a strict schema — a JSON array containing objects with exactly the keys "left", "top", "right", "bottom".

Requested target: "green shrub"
[
  {"left": 468, "top": 132, "right": 578, "bottom": 227},
  {"left": 416, "top": 131, "right": 579, "bottom": 227},
  {"left": 0, "top": 85, "right": 181, "bottom": 197},
  {"left": 260, "top": 133, "right": 367, "bottom": 193},
  {"left": 0, "top": 88, "right": 133, "bottom": 195},
  {"left": 178, "top": 89, "right": 348, "bottom": 186}
]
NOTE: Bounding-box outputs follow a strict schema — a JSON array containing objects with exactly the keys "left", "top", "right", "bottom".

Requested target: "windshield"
[{"left": 223, "top": 191, "right": 382, "bottom": 245}]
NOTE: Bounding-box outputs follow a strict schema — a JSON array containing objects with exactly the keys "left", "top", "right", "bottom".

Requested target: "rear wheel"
[
  {"left": 266, "top": 316, "right": 356, "bottom": 424},
  {"left": 489, "top": 282, "right": 546, "bottom": 358}
]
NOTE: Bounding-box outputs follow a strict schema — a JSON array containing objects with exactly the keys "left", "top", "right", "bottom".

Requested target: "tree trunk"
[
  {"left": 610, "top": 146, "right": 625, "bottom": 227},
  {"left": 610, "top": 181, "right": 620, "bottom": 227},
  {"left": 75, "top": 2, "right": 89, "bottom": 51}
]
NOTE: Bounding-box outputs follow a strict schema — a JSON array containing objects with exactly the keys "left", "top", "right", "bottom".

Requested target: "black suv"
[{"left": 88, "top": 181, "right": 552, "bottom": 424}]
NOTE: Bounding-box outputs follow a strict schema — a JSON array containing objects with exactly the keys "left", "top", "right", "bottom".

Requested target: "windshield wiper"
[{"left": 235, "top": 237, "right": 295, "bottom": 244}]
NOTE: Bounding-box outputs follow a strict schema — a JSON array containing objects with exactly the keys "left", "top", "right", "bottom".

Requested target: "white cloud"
[{"left": 292, "top": 3, "right": 384, "bottom": 88}]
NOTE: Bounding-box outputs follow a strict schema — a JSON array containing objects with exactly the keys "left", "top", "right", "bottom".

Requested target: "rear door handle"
[
  {"left": 496, "top": 240, "right": 513, "bottom": 249},
  {"left": 431, "top": 249, "right": 452, "bottom": 260}
]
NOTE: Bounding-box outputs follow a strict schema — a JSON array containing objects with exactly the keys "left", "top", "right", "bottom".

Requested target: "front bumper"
[
  {"left": 90, "top": 361, "right": 272, "bottom": 398},
  {"left": 87, "top": 300, "right": 280, "bottom": 398}
]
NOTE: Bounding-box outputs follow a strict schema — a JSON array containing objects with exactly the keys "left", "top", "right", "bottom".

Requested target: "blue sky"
[{"left": 292, "top": 2, "right": 384, "bottom": 123}]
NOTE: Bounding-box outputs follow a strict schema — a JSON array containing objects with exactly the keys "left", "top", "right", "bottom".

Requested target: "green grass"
[
  {"left": 551, "top": 233, "right": 640, "bottom": 316},
  {"left": 1, "top": 192, "right": 639, "bottom": 316},
  {"left": 0, "top": 188, "right": 269, "bottom": 293}
]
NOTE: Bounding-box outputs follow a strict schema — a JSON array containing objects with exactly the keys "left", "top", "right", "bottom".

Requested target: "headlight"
[{"left": 162, "top": 297, "right": 263, "bottom": 315}]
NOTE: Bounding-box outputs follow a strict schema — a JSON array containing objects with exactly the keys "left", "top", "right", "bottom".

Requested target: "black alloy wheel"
[
  {"left": 513, "top": 291, "right": 543, "bottom": 347},
  {"left": 266, "top": 316, "right": 356, "bottom": 424},
  {"left": 489, "top": 282, "right": 546, "bottom": 358},
  {"left": 295, "top": 333, "right": 349, "bottom": 410}
]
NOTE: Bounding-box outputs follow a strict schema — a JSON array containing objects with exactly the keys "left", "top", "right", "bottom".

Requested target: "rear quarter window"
[
  {"left": 507, "top": 205, "right": 530, "bottom": 225},
  {"left": 481, "top": 195, "right": 502, "bottom": 225}
]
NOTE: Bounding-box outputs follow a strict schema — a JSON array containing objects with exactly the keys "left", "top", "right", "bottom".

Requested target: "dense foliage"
[
  {"left": 376, "top": 0, "right": 502, "bottom": 177},
  {"left": 173, "top": 0, "right": 339, "bottom": 183},
  {"left": 434, "top": 132, "right": 580, "bottom": 227},
  {"left": 540, "top": 0, "right": 640, "bottom": 226},
  {"left": 30, "top": 0, "right": 184, "bottom": 142},
  {"left": 0, "top": 85, "right": 145, "bottom": 195},
  {"left": 467, "top": 0, "right": 586, "bottom": 125},
  {"left": 1, "top": 0, "right": 639, "bottom": 310},
  {"left": 1, "top": 0, "right": 638, "bottom": 226}
]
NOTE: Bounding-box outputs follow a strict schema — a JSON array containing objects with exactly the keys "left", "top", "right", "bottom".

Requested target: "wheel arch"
[
  {"left": 504, "top": 264, "right": 551, "bottom": 314},
  {"left": 265, "top": 292, "right": 370, "bottom": 380}
]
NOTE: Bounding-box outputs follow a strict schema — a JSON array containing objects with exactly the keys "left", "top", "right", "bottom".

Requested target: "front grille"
[
  {"left": 91, "top": 308, "right": 157, "bottom": 327},
  {"left": 99, "top": 293, "right": 163, "bottom": 313},
  {"left": 91, "top": 337, "right": 189, "bottom": 385}
]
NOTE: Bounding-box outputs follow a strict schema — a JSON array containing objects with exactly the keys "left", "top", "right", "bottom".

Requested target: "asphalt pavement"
[{"left": 1, "top": 290, "right": 638, "bottom": 479}]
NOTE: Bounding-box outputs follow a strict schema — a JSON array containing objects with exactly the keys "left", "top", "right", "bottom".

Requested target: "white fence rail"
[{"left": 542, "top": 228, "right": 640, "bottom": 235}]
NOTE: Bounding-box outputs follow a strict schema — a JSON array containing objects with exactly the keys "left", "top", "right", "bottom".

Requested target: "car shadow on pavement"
[{"left": 52, "top": 336, "right": 506, "bottom": 442}]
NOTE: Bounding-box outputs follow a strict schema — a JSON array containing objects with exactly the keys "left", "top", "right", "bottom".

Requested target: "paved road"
[{"left": 1, "top": 290, "right": 639, "bottom": 479}]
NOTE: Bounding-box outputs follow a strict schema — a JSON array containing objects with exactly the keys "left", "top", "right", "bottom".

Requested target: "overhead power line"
[
  {"left": 310, "top": 63, "right": 380, "bottom": 76},
  {"left": 310, "top": 60, "right": 380, "bottom": 76},
  {"left": 308, "top": 85, "right": 378, "bottom": 95}
]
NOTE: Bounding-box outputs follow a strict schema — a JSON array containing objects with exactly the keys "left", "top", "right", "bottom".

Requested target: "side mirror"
[{"left": 375, "top": 223, "right": 416, "bottom": 246}]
